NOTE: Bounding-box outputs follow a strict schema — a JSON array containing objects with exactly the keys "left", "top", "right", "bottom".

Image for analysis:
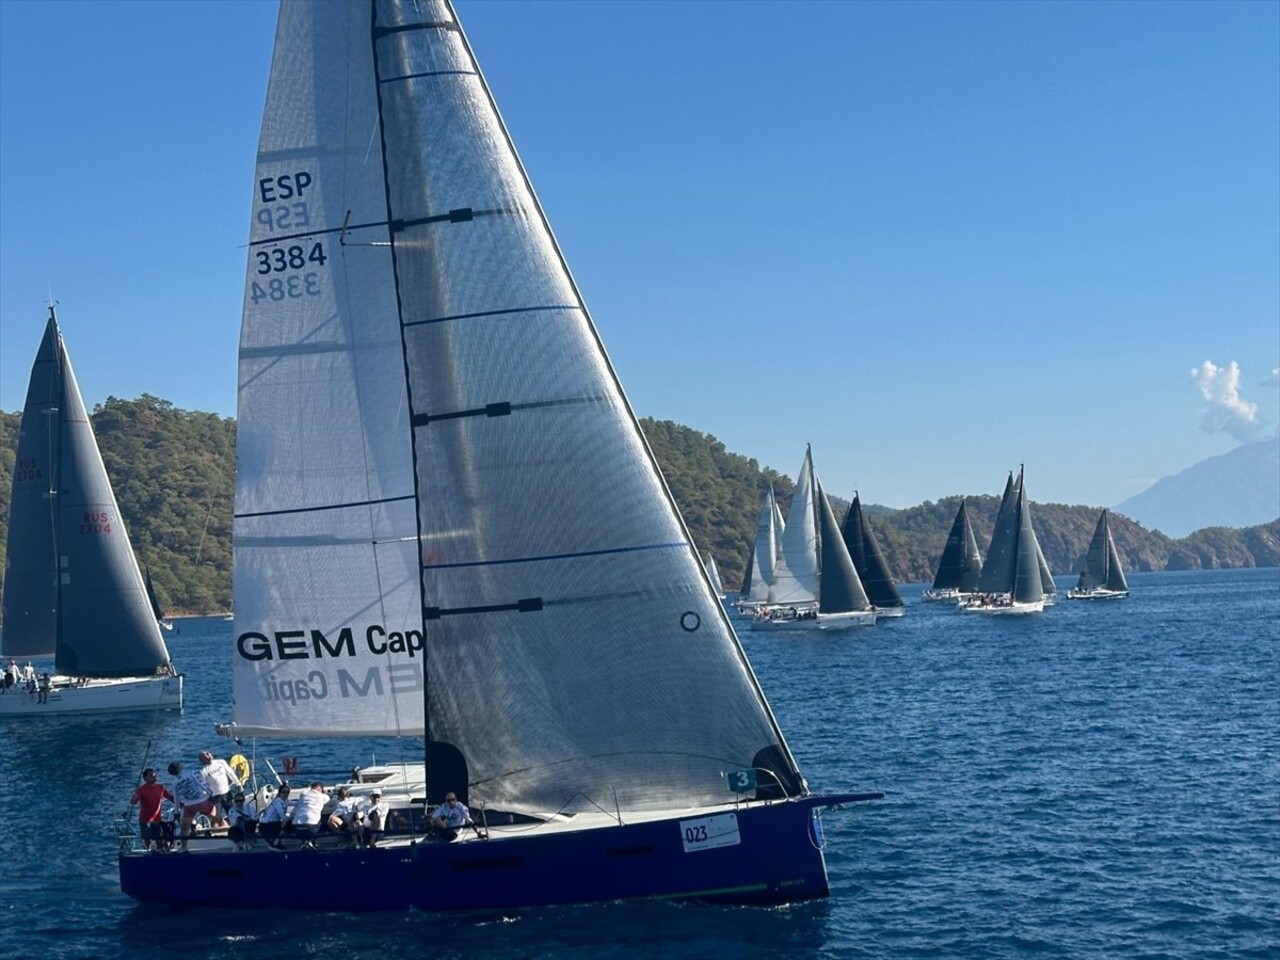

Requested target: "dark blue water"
[{"left": 2, "top": 568, "right": 1276, "bottom": 959}]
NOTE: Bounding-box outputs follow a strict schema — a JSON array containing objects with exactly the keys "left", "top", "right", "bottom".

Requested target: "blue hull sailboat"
[{"left": 118, "top": 0, "right": 879, "bottom": 911}]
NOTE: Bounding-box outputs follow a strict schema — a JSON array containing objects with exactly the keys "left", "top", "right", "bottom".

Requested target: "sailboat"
[
  {"left": 118, "top": 0, "right": 880, "bottom": 911},
  {"left": 752, "top": 448, "right": 876, "bottom": 632},
  {"left": 144, "top": 565, "right": 175, "bottom": 631},
  {"left": 1067, "top": 510, "right": 1129, "bottom": 600},
  {"left": 735, "top": 486, "right": 780, "bottom": 613},
  {"left": 960, "top": 469, "right": 1045, "bottom": 614},
  {"left": 840, "top": 492, "right": 905, "bottom": 618},
  {"left": 922, "top": 499, "right": 983, "bottom": 602},
  {"left": 0, "top": 308, "right": 182, "bottom": 716},
  {"left": 703, "top": 554, "right": 726, "bottom": 598}
]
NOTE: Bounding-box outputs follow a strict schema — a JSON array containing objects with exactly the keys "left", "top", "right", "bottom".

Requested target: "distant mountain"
[{"left": 1115, "top": 437, "right": 1280, "bottom": 538}]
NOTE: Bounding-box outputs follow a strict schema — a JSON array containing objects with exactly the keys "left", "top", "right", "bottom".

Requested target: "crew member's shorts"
[{"left": 183, "top": 799, "right": 216, "bottom": 819}]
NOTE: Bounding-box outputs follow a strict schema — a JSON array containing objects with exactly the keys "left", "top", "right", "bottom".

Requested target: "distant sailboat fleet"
[{"left": 728, "top": 461, "right": 1129, "bottom": 628}]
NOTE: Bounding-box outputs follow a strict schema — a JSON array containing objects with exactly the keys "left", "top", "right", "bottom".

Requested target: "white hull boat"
[{"left": 0, "top": 674, "right": 181, "bottom": 716}]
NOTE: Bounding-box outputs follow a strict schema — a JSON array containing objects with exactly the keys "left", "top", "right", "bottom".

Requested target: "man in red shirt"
[{"left": 130, "top": 768, "right": 174, "bottom": 853}]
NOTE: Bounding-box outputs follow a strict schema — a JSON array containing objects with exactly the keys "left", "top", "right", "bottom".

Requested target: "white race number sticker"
[{"left": 679, "top": 813, "right": 740, "bottom": 853}]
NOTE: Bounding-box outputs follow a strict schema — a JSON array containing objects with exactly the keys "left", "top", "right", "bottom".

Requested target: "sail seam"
[
  {"left": 237, "top": 493, "right": 415, "bottom": 520},
  {"left": 421, "top": 541, "right": 687, "bottom": 571}
]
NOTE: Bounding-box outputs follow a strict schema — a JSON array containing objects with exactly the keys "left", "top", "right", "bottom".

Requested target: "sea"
[{"left": 0, "top": 567, "right": 1275, "bottom": 960}]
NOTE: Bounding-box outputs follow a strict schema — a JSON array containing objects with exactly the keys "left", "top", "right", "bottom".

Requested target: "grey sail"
[
  {"left": 1077, "top": 510, "right": 1128, "bottom": 592},
  {"left": 2, "top": 317, "right": 60, "bottom": 658},
  {"left": 1104, "top": 526, "right": 1129, "bottom": 592},
  {"left": 232, "top": 0, "right": 804, "bottom": 813},
  {"left": 144, "top": 565, "right": 167, "bottom": 624},
  {"left": 743, "top": 488, "right": 778, "bottom": 602},
  {"left": 932, "top": 500, "right": 982, "bottom": 592},
  {"left": 976, "top": 472, "right": 1017, "bottom": 593},
  {"left": 1, "top": 311, "right": 172, "bottom": 676},
  {"left": 840, "top": 493, "right": 903, "bottom": 609},
  {"left": 816, "top": 480, "right": 871, "bottom": 614},
  {"left": 1018, "top": 474, "right": 1056, "bottom": 595},
  {"left": 1011, "top": 485, "right": 1044, "bottom": 605}
]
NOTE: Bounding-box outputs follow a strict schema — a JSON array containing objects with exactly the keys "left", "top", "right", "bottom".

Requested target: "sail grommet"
[{"left": 679, "top": 611, "right": 701, "bottom": 632}]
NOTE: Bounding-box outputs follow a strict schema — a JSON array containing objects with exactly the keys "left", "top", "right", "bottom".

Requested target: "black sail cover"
[{"left": 840, "top": 493, "right": 903, "bottom": 608}]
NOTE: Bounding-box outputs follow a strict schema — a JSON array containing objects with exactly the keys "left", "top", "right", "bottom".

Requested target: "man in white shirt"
[
  {"left": 257, "top": 783, "right": 291, "bottom": 848},
  {"left": 428, "top": 791, "right": 482, "bottom": 842},
  {"left": 359, "top": 790, "right": 390, "bottom": 848},
  {"left": 289, "top": 782, "right": 328, "bottom": 848},
  {"left": 198, "top": 750, "right": 237, "bottom": 827},
  {"left": 168, "top": 761, "right": 214, "bottom": 850}
]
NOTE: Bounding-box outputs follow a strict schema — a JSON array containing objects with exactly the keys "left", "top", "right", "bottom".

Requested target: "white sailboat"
[
  {"left": 119, "top": 0, "right": 879, "bottom": 911},
  {"left": 0, "top": 308, "right": 182, "bottom": 716},
  {"left": 735, "top": 486, "right": 780, "bottom": 613},
  {"left": 752, "top": 448, "right": 876, "bottom": 632},
  {"left": 703, "top": 554, "right": 726, "bottom": 598},
  {"left": 1067, "top": 510, "right": 1130, "bottom": 599}
]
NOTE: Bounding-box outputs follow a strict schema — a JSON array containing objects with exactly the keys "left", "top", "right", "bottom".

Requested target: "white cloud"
[
  {"left": 1262, "top": 367, "right": 1280, "bottom": 387},
  {"left": 1190, "top": 360, "right": 1260, "bottom": 441}
]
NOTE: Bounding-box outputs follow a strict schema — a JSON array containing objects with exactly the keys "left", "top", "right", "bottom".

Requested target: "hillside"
[{"left": 0, "top": 403, "right": 1276, "bottom": 611}]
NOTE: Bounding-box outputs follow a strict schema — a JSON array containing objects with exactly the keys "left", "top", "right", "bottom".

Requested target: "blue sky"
[{"left": 1, "top": 0, "right": 1276, "bottom": 509}]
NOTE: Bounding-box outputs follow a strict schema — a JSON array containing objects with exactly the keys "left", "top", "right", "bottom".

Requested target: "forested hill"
[{"left": 0, "top": 402, "right": 1276, "bottom": 613}]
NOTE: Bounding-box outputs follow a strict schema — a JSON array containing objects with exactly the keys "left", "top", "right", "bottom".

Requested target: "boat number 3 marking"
[
  {"left": 684, "top": 824, "right": 708, "bottom": 843},
  {"left": 78, "top": 511, "right": 112, "bottom": 534},
  {"left": 680, "top": 611, "right": 700, "bottom": 632}
]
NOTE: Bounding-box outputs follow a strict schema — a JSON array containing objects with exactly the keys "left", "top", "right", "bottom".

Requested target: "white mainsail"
[
  {"left": 231, "top": 0, "right": 804, "bottom": 815},
  {"left": 769, "top": 448, "right": 819, "bottom": 605}
]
